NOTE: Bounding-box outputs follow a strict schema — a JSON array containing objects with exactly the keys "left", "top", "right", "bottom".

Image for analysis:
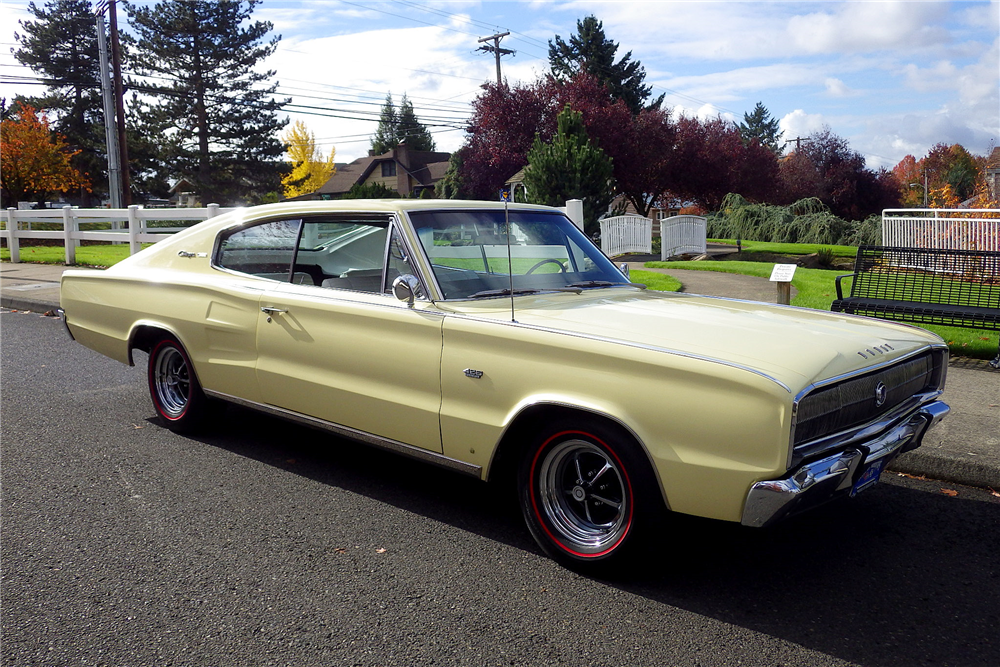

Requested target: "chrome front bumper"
[{"left": 741, "top": 401, "right": 950, "bottom": 527}]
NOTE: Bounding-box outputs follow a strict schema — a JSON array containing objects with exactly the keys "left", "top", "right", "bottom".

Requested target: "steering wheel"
[{"left": 525, "top": 258, "right": 567, "bottom": 275}]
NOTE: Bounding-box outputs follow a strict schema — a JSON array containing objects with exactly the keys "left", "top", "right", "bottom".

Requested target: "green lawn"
[
  {"left": 629, "top": 270, "right": 682, "bottom": 292},
  {"left": 0, "top": 243, "right": 148, "bottom": 268},
  {"left": 647, "top": 259, "right": 998, "bottom": 360},
  {"left": 707, "top": 239, "right": 859, "bottom": 257}
]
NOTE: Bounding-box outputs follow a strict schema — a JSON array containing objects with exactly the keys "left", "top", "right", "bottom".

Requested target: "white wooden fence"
[
  {"left": 600, "top": 215, "right": 652, "bottom": 257},
  {"left": 882, "top": 209, "right": 1000, "bottom": 251},
  {"left": 659, "top": 214, "right": 707, "bottom": 260},
  {"left": 3, "top": 204, "right": 235, "bottom": 264}
]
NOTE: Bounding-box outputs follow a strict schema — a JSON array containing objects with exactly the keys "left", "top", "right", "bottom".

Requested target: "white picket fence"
[
  {"left": 600, "top": 215, "right": 652, "bottom": 257},
  {"left": 659, "top": 214, "right": 707, "bottom": 260},
  {"left": 882, "top": 209, "right": 1000, "bottom": 251},
  {"left": 2, "top": 204, "right": 235, "bottom": 264}
]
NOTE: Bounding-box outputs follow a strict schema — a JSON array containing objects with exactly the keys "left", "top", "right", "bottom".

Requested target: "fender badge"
[{"left": 464, "top": 369, "right": 484, "bottom": 379}]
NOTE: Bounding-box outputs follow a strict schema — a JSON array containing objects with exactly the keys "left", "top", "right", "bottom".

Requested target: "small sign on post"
[{"left": 769, "top": 263, "right": 797, "bottom": 305}]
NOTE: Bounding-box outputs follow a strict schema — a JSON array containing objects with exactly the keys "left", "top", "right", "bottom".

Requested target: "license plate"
[{"left": 851, "top": 458, "right": 887, "bottom": 497}]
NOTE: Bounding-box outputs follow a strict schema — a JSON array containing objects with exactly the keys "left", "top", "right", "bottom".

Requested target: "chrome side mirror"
[
  {"left": 392, "top": 274, "right": 421, "bottom": 306},
  {"left": 619, "top": 263, "right": 630, "bottom": 279}
]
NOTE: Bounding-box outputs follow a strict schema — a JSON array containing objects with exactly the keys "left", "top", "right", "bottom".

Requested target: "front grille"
[{"left": 794, "top": 351, "right": 943, "bottom": 448}]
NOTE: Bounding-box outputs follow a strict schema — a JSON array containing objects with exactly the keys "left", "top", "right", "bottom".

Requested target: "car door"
[{"left": 254, "top": 216, "right": 444, "bottom": 452}]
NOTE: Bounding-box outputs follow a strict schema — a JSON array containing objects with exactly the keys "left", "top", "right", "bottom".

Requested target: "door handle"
[{"left": 260, "top": 306, "right": 288, "bottom": 322}]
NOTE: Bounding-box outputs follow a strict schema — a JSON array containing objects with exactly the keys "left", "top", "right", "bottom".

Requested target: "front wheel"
[
  {"left": 518, "top": 422, "right": 661, "bottom": 567},
  {"left": 147, "top": 336, "right": 211, "bottom": 432}
]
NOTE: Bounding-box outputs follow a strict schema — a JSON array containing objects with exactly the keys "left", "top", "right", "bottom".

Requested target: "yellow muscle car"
[{"left": 59, "top": 200, "right": 950, "bottom": 568}]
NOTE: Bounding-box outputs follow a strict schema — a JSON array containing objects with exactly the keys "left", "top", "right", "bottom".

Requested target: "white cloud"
[
  {"left": 671, "top": 104, "right": 735, "bottom": 123},
  {"left": 824, "top": 77, "right": 859, "bottom": 98},
  {"left": 787, "top": 2, "right": 950, "bottom": 55},
  {"left": 780, "top": 110, "right": 827, "bottom": 142}
]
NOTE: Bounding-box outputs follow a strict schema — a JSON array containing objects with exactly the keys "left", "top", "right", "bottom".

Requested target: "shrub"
[{"left": 706, "top": 193, "right": 881, "bottom": 246}]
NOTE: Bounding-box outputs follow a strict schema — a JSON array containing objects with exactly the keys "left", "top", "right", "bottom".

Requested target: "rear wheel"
[
  {"left": 518, "top": 421, "right": 661, "bottom": 567},
  {"left": 147, "top": 336, "right": 210, "bottom": 432}
]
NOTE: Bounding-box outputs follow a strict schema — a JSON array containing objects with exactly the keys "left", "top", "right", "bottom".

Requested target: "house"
[
  {"left": 985, "top": 147, "right": 1000, "bottom": 203},
  {"left": 168, "top": 178, "right": 199, "bottom": 208},
  {"left": 296, "top": 143, "right": 451, "bottom": 200}
]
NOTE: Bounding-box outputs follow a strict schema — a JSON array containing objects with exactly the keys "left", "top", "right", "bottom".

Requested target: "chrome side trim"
[
  {"left": 203, "top": 389, "right": 482, "bottom": 478},
  {"left": 445, "top": 314, "right": 792, "bottom": 393}
]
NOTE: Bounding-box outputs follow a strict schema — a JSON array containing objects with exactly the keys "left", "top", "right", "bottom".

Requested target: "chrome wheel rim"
[
  {"left": 153, "top": 345, "right": 189, "bottom": 418},
  {"left": 537, "top": 439, "right": 629, "bottom": 555}
]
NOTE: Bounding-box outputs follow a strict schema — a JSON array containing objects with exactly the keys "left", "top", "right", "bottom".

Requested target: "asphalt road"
[{"left": 3, "top": 310, "right": 999, "bottom": 667}]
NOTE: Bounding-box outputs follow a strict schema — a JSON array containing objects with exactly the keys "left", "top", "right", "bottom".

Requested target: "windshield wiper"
[
  {"left": 467, "top": 287, "right": 542, "bottom": 298},
  {"left": 566, "top": 280, "right": 647, "bottom": 290}
]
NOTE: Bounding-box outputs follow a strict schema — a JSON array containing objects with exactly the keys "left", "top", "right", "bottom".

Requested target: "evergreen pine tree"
[
  {"left": 522, "top": 105, "right": 614, "bottom": 235},
  {"left": 14, "top": 0, "right": 106, "bottom": 204},
  {"left": 371, "top": 93, "right": 398, "bottom": 155},
  {"left": 396, "top": 94, "right": 436, "bottom": 152},
  {"left": 739, "top": 102, "right": 783, "bottom": 154},
  {"left": 371, "top": 93, "right": 436, "bottom": 154},
  {"left": 548, "top": 16, "right": 662, "bottom": 114},
  {"left": 436, "top": 151, "right": 467, "bottom": 199},
  {"left": 126, "top": 0, "right": 288, "bottom": 205}
]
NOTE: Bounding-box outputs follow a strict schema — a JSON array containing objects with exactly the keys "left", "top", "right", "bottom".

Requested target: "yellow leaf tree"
[{"left": 281, "top": 120, "right": 335, "bottom": 198}]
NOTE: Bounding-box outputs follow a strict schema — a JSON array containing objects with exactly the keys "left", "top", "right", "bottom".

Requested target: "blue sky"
[{"left": 2, "top": 0, "right": 998, "bottom": 167}]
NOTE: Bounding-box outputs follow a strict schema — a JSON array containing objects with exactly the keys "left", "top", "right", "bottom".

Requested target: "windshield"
[{"left": 407, "top": 209, "right": 629, "bottom": 300}]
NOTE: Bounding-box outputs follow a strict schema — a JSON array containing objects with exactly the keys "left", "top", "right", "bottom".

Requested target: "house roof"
[
  {"left": 311, "top": 146, "right": 451, "bottom": 196},
  {"left": 986, "top": 147, "right": 1000, "bottom": 170}
]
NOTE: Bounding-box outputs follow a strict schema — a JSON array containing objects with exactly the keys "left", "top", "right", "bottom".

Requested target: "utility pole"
[
  {"left": 108, "top": 0, "right": 131, "bottom": 205},
  {"left": 95, "top": 2, "right": 122, "bottom": 208},
  {"left": 477, "top": 32, "right": 514, "bottom": 86},
  {"left": 785, "top": 136, "right": 809, "bottom": 152}
]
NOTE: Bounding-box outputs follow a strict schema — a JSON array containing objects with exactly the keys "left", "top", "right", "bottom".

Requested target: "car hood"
[{"left": 441, "top": 289, "right": 943, "bottom": 391}]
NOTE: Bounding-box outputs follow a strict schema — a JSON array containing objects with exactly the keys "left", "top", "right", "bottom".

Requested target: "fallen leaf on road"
[
  {"left": 334, "top": 548, "right": 346, "bottom": 554},
  {"left": 132, "top": 424, "right": 146, "bottom": 429},
  {"left": 940, "top": 488, "right": 958, "bottom": 497},
  {"left": 897, "top": 472, "right": 927, "bottom": 480},
  {"left": 375, "top": 547, "right": 387, "bottom": 554},
  {"left": 988, "top": 488, "right": 1000, "bottom": 498}
]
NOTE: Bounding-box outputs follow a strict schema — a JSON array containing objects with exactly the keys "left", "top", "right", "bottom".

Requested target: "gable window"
[{"left": 381, "top": 161, "right": 396, "bottom": 177}]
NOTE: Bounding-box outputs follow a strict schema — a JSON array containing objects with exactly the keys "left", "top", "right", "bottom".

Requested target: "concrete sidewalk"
[{"left": 4, "top": 260, "right": 998, "bottom": 490}]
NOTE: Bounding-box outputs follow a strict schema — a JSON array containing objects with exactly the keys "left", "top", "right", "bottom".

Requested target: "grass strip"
[
  {"left": 0, "top": 244, "right": 149, "bottom": 268},
  {"left": 707, "top": 239, "right": 858, "bottom": 257},
  {"left": 629, "top": 270, "right": 682, "bottom": 292}
]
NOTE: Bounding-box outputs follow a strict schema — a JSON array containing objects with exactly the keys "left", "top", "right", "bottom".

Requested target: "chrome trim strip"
[
  {"left": 203, "top": 389, "right": 482, "bottom": 478},
  {"left": 56, "top": 308, "right": 75, "bottom": 341},
  {"left": 445, "top": 313, "right": 792, "bottom": 393}
]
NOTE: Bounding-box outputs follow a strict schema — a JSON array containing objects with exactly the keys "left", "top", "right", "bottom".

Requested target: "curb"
[
  {"left": 889, "top": 451, "right": 1000, "bottom": 491},
  {"left": 1, "top": 295, "right": 59, "bottom": 313}
]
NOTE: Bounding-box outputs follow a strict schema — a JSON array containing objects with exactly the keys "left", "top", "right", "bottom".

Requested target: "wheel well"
[
  {"left": 127, "top": 325, "right": 172, "bottom": 365},
  {"left": 487, "top": 404, "right": 665, "bottom": 507}
]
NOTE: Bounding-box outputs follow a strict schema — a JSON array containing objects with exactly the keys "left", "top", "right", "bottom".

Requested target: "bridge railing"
[
  {"left": 882, "top": 209, "right": 1000, "bottom": 251},
  {"left": 659, "top": 214, "right": 707, "bottom": 260},
  {"left": 600, "top": 215, "right": 652, "bottom": 257}
]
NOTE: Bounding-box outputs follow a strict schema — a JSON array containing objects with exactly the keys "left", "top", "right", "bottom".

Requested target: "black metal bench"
[{"left": 831, "top": 246, "right": 1000, "bottom": 369}]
